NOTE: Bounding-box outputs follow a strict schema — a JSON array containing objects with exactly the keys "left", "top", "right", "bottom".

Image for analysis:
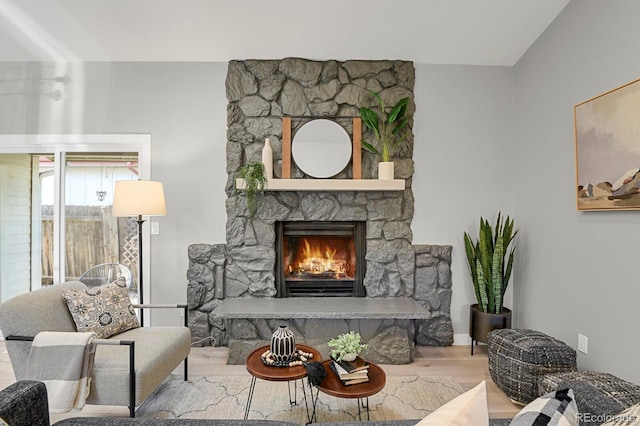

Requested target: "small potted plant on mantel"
[
  {"left": 359, "top": 91, "right": 411, "bottom": 180},
  {"left": 464, "top": 212, "right": 517, "bottom": 355},
  {"left": 235, "top": 161, "right": 267, "bottom": 218}
]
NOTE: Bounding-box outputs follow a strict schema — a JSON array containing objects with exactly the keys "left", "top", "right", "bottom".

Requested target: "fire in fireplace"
[{"left": 275, "top": 221, "right": 366, "bottom": 297}]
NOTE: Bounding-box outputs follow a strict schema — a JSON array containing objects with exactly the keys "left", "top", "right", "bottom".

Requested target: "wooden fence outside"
[{"left": 41, "top": 205, "right": 138, "bottom": 284}]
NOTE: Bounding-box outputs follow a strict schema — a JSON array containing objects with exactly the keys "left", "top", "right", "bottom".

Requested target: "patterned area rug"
[{"left": 137, "top": 374, "right": 464, "bottom": 424}]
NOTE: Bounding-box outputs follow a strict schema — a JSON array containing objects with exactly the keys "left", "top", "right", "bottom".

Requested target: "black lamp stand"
[{"left": 136, "top": 216, "right": 146, "bottom": 326}]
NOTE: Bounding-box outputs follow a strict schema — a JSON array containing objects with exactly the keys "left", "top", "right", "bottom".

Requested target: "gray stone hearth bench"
[{"left": 211, "top": 297, "right": 431, "bottom": 365}]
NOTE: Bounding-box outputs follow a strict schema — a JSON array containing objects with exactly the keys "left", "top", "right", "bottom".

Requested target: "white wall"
[
  {"left": 514, "top": 0, "right": 640, "bottom": 383},
  {"left": 413, "top": 64, "right": 514, "bottom": 341}
]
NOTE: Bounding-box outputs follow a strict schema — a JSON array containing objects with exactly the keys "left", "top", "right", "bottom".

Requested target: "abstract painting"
[{"left": 575, "top": 78, "right": 640, "bottom": 210}]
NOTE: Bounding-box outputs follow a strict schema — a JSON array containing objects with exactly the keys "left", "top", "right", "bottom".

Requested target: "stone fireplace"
[
  {"left": 276, "top": 221, "right": 366, "bottom": 297},
  {"left": 186, "top": 58, "right": 454, "bottom": 362}
]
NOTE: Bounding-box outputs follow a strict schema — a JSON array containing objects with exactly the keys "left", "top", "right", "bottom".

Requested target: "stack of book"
[{"left": 329, "top": 356, "right": 370, "bottom": 385}]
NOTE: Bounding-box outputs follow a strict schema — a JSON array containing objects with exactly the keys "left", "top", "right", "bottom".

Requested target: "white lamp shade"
[{"left": 112, "top": 180, "right": 167, "bottom": 217}]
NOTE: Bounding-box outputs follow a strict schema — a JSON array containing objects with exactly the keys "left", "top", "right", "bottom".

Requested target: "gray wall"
[
  {"left": 412, "top": 65, "right": 514, "bottom": 340},
  {"left": 81, "top": 62, "right": 229, "bottom": 325},
  {"left": 513, "top": 0, "right": 640, "bottom": 383}
]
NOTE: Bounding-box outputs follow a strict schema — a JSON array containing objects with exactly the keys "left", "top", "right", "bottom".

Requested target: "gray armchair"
[{"left": 0, "top": 282, "right": 190, "bottom": 417}]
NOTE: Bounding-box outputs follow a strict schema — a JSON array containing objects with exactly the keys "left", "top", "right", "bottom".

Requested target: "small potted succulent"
[{"left": 328, "top": 331, "right": 369, "bottom": 362}]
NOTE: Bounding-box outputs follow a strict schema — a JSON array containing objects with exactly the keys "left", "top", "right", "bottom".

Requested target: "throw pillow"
[
  {"left": 509, "top": 388, "right": 579, "bottom": 426},
  {"left": 62, "top": 278, "right": 140, "bottom": 339},
  {"left": 600, "top": 402, "right": 640, "bottom": 425},
  {"left": 414, "top": 381, "right": 488, "bottom": 426}
]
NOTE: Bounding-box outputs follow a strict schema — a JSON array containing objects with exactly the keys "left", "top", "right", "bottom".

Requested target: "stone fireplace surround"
[{"left": 187, "top": 58, "right": 454, "bottom": 364}]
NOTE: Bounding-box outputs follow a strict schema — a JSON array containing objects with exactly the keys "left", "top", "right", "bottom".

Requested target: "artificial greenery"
[
  {"left": 463, "top": 213, "right": 517, "bottom": 314},
  {"left": 359, "top": 91, "right": 411, "bottom": 162},
  {"left": 235, "top": 161, "right": 267, "bottom": 217},
  {"left": 328, "top": 331, "right": 369, "bottom": 361}
]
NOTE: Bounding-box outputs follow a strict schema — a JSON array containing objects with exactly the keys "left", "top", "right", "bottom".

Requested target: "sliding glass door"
[{"left": 0, "top": 135, "right": 150, "bottom": 303}]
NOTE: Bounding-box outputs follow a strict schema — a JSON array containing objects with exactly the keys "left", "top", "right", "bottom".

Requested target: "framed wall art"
[{"left": 575, "top": 78, "right": 640, "bottom": 210}]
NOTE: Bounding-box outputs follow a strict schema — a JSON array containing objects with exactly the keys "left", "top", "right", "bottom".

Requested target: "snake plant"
[{"left": 463, "top": 213, "right": 517, "bottom": 314}]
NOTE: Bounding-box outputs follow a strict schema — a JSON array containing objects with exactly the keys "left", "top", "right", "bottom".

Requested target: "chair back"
[
  {"left": 79, "top": 263, "right": 132, "bottom": 288},
  {"left": 0, "top": 282, "right": 86, "bottom": 380}
]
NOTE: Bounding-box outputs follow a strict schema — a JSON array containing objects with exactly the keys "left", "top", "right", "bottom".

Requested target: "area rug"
[{"left": 136, "top": 374, "right": 464, "bottom": 424}]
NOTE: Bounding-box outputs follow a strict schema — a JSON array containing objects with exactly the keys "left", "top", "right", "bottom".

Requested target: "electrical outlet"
[
  {"left": 578, "top": 334, "right": 588, "bottom": 354},
  {"left": 151, "top": 222, "right": 160, "bottom": 235}
]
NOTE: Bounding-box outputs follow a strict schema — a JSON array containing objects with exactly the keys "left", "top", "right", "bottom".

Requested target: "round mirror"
[{"left": 292, "top": 119, "right": 352, "bottom": 178}]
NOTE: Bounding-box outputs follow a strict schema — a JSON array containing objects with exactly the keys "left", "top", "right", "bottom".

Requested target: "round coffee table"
[
  {"left": 244, "top": 344, "right": 322, "bottom": 421},
  {"left": 312, "top": 358, "right": 386, "bottom": 421}
]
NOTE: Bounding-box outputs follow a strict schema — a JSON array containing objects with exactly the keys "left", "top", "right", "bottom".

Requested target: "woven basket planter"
[{"left": 488, "top": 329, "right": 577, "bottom": 404}]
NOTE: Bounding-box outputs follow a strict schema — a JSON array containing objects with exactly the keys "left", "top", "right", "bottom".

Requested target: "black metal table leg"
[
  {"left": 302, "top": 378, "right": 320, "bottom": 424},
  {"left": 356, "top": 397, "right": 369, "bottom": 421},
  {"left": 244, "top": 376, "right": 257, "bottom": 419},
  {"left": 288, "top": 379, "right": 299, "bottom": 405}
]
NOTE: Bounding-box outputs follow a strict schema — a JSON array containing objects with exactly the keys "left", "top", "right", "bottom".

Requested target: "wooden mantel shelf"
[{"left": 235, "top": 178, "right": 405, "bottom": 192}]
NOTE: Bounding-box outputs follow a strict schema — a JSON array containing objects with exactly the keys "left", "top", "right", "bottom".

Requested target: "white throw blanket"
[{"left": 26, "top": 331, "right": 96, "bottom": 413}]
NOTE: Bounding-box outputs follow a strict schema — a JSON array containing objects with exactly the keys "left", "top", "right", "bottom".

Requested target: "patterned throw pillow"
[
  {"left": 509, "top": 388, "right": 579, "bottom": 426},
  {"left": 62, "top": 278, "right": 140, "bottom": 339}
]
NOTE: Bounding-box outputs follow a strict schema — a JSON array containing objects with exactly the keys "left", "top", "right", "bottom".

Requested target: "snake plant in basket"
[{"left": 464, "top": 213, "right": 517, "bottom": 350}]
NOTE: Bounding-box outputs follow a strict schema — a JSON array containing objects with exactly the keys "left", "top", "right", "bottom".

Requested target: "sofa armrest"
[
  {"left": 132, "top": 304, "right": 188, "bottom": 326},
  {"left": 0, "top": 380, "right": 50, "bottom": 426}
]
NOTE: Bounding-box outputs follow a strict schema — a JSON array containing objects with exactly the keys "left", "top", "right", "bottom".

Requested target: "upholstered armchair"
[{"left": 0, "top": 282, "right": 191, "bottom": 417}]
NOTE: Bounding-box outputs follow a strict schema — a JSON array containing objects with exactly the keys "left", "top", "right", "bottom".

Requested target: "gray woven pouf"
[
  {"left": 540, "top": 371, "right": 640, "bottom": 426},
  {"left": 487, "top": 329, "right": 577, "bottom": 404}
]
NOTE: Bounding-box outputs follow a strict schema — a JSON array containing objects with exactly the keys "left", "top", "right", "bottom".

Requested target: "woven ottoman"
[
  {"left": 540, "top": 371, "right": 640, "bottom": 425},
  {"left": 488, "top": 329, "right": 577, "bottom": 404}
]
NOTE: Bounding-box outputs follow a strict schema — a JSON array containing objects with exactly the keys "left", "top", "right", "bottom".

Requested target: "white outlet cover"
[
  {"left": 578, "top": 334, "right": 588, "bottom": 354},
  {"left": 151, "top": 222, "right": 160, "bottom": 235}
]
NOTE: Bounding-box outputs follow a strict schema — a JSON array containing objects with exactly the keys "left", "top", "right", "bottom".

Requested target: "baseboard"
[{"left": 453, "top": 333, "right": 472, "bottom": 345}]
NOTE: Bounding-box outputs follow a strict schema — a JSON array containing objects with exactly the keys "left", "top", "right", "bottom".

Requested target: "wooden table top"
[
  {"left": 245, "top": 344, "right": 323, "bottom": 382},
  {"left": 316, "top": 358, "right": 386, "bottom": 399}
]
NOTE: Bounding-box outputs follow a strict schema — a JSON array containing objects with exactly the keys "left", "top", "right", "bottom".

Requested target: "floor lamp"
[{"left": 112, "top": 180, "right": 166, "bottom": 326}]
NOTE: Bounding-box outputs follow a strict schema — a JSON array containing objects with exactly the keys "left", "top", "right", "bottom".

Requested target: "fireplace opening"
[{"left": 275, "top": 221, "right": 366, "bottom": 297}]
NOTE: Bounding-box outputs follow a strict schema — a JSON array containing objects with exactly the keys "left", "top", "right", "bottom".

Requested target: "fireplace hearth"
[{"left": 275, "top": 221, "right": 366, "bottom": 297}]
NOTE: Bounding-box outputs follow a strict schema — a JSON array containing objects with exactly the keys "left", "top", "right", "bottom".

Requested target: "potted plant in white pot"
[
  {"left": 463, "top": 212, "right": 517, "bottom": 355},
  {"left": 359, "top": 91, "right": 411, "bottom": 180},
  {"left": 328, "top": 331, "right": 369, "bottom": 362}
]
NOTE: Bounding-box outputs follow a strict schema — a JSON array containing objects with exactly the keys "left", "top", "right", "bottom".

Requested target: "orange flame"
[{"left": 295, "top": 239, "right": 347, "bottom": 278}]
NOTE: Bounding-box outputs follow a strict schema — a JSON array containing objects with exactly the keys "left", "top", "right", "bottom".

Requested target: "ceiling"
[{"left": 0, "top": 0, "right": 570, "bottom": 66}]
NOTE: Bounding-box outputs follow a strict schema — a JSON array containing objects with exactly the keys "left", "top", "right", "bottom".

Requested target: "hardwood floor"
[{"left": 0, "top": 341, "right": 521, "bottom": 421}]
